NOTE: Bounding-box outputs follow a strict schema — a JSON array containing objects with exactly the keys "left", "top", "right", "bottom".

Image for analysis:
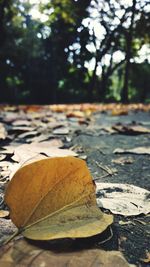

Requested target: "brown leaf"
[
  {"left": 0, "top": 239, "right": 131, "bottom": 267},
  {"left": 5, "top": 157, "right": 113, "bottom": 241},
  {"left": 112, "top": 124, "right": 150, "bottom": 135},
  {"left": 111, "top": 109, "right": 128, "bottom": 116},
  {"left": 66, "top": 111, "right": 86, "bottom": 118}
]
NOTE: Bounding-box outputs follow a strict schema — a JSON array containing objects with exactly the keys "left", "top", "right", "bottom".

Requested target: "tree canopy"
[{"left": 0, "top": 0, "right": 150, "bottom": 104}]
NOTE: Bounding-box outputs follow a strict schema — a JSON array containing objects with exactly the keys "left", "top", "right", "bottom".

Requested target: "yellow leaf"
[{"left": 5, "top": 157, "right": 113, "bottom": 241}]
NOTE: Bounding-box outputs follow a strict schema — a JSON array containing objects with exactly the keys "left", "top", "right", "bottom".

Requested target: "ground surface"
[
  {"left": 70, "top": 111, "right": 150, "bottom": 266},
  {"left": 0, "top": 104, "right": 150, "bottom": 267}
]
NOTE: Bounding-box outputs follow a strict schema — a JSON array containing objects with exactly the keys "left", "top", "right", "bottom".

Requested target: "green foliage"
[{"left": 0, "top": 0, "right": 150, "bottom": 103}]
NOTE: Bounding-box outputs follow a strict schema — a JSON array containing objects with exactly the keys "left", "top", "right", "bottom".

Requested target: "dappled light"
[{"left": 0, "top": 0, "right": 150, "bottom": 104}]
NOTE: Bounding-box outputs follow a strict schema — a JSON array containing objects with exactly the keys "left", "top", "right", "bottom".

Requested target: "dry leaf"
[
  {"left": 53, "top": 127, "right": 69, "bottom": 135},
  {"left": 10, "top": 141, "right": 77, "bottom": 164},
  {"left": 66, "top": 111, "right": 86, "bottom": 118},
  {"left": 0, "top": 123, "right": 7, "bottom": 140},
  {"left": 5, "top": 157, "right": 113, "bottom": 241},
  {"left": 26, "top": 133, "right": 54, "bottom": 143},
  {"left": 114, "top": 147, "right": 150, "bottom": 155},
  {"left": 30, "top": 139, "right": 64, "bottom": 148},
  {"left": 0, "top": 155, "right": 6, "bottom": 161},
  {"left": 96, "top": 183, "right": 150, "bottom": 216},
  {"left": 17, "top": 131, "right": 37, "bottom": 139},
  {"left": 11, "top": 126, "right": 36, "bottom": 132},
  {"left": 140, "top": 251, "right": 150, "bottom": 263},
  {"left": 0, "top": 239, "right": 132, "bottom": 267},
  {"left": 111, "top": 109, "right": 128, "bottom": 116},
  {"left": 0, "top": 210, "right": 9, "bottom": 218},
  {"left": 112, "top": 157, "right": 134, "bottom": 165},
  {"left": 12, "top": 119, "right": 31, "bottom": 126},
  {"left": 112, "top": 124, "right": 150, "bottom": 135}
]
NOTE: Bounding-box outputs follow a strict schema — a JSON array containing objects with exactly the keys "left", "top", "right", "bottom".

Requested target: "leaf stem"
[{"left": 2, "top": 229, "right": 20, "bottom": 245}]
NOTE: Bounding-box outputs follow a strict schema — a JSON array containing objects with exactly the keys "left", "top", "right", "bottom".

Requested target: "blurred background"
[{"left": 0, "top": 0, "right": 150, "bottom": 104}]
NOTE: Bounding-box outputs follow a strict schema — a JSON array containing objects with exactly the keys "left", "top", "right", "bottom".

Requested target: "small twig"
[
  {"left": 96, "top": 226, "right": 113, "bottom": 245},
  {"left": 0, "top": 195, "right": 4, "bottom": 206},
  {"left": 133, "top": 219, "right": 148, "bottom": 225},
  {"left": 94, "top": 161, "right": 114, "bottom": 175},
  {"left": 94, "top": 174, "right": 110, "bottom": 181}
]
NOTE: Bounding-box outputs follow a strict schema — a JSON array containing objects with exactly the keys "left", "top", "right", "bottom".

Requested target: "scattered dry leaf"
[
  {"left": 140, "top": 251, "right": 150, "bottom": 263},
  {"left": 111, "top": 109, "right": 128, "bottom": 116},
  {"left": 0, "top": 123, "right": 7, "bottom": 140},
  {"left": 96, "top": 183, "right": 150, "bottom": 216},
  {"left": 112, "top": 124, "right": 150, "bottom": 135},
  {"left": 114, "top": 147, "right": 150, "bottom": 155},
  {"left": 31, "top": 139, "right": 64, "bottom": 148},
  {"left": 112, "top": 156, "right": 134, "bottom": 165},
  {"left": 66, "top": 111, "right": 86, "bottom": 118},
  {"left": 0, "top": 155, "right": 6, "bottom": 161},
  {"left": 11, "top": 126, "right": 36, "bottom": 132},
  {"left": 0, "top": 210, "right": 9, "bottom": 218},
  {"left": 12, "top": 142, "right": 77, "bottom": 164},
  {"left": 53, "top": 127, "right": 69, "bottom": 135},
  {"left": 0, "top": 239, "right": 132, "bottom": 267},
  {"left": 0, "top": 140, "right": 75, "bottom": 169},
  {"left": 12, "top": 119, "right": 31, "bottom": 126},
  {"left": 5, "top": 157, "right": 113, "bottom": 241}
]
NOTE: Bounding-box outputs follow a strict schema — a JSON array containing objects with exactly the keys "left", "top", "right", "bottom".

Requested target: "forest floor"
[{"left": 0, "top": 104, "right": 150, "bottom": 267}]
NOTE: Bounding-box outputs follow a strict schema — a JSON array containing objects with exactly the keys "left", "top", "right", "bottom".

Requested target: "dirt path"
[
  {"left": 0, "top": 106, "right": 149, "bottom": 266},
  {"left": 70, "top": 111, "right": 150, "bottom": 266}
]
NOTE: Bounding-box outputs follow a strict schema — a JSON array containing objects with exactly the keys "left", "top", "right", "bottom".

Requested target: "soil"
[{"left": 69, "top": 111, "right": 150, "bottom": 266}]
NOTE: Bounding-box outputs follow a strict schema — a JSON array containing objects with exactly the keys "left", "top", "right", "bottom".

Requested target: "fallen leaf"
[
  {"left": 53, "top": 127, "right": 69, "bottom": 135},
  {"left": 11, "top": 119, "right": 31, "bottom": 126},
  {"left": 114, "top": 147, "right": 150, "bottom": 155},
  {"left": 66, "top": 110, "right": 87, "bottom": 119},
  {"left": 101, "top": 126, "right": 117, "bottom": 134},
  {"left": 26, "top": 133, "right": 54, "bottom": 143},
  {"left": 31, "top": 139, "right": 64, "bottom": 148},
  {"left": 5, "top": 157, "right": 113, "bottom": 241},
  {"left": 0, "top": 210, "right": 9, "bottom": 218},
  {"left": 0, "top": 123, "right": 7, "bottom": 140},
  {"left": 0, "top": 239, "right": 132, "bottom": 267},
  {"left": 0, "top": 155, "right": 6, "bottom": 161},
  {"left": 96, "top": 183, "right": 150, "bottom": 216},
  {"left": 11, "top": 126, "right": 36, "bottom": 132},
  {"left": 140, "top": 251, "right": 150, "bottom": 263},
  {"left": 112, "top": 156, "right": 134, "bottom": 165},
  {"left": 17, "top": 131, "right": 38, "bottom": 139},
  {"left": 112, "top": 124, "right": 150, "bottom": 135},
  {"left": 111, "top": 109, "right": 128, "bottom": 116},
  {"left": 0, "top": 147, "right": 14, "bottom": 155},
  {"left": 12, "top": 142, "right": 77, "bottom": 164}
]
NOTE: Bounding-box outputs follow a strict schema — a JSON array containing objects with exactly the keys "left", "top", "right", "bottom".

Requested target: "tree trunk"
[
  {"left": 88, "top": 57, "right": 98, "bottom": 102},
  {"left": 121, "top": 0, "right": 136, "bottom": 103}
]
